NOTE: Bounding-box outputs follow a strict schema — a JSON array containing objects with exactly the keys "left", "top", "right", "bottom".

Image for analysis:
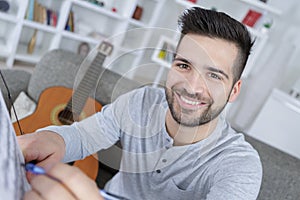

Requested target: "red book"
[
  {"left": 242, "top": 9, "right": 262, "bottom": 27},
  {"left": 52, "top": 11, "right": 57, "bottom": 27}
]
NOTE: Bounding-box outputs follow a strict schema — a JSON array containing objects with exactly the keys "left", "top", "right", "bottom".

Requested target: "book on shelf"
[
  {"left": 26, "top": 0, "right": 34, "bottom": 21},
  {"left": 158, "top": 41, "right": 175, "bottom": 64},
  {"left": 65, "top": 11, "right": 74, "bottom": 32},
  {"left": 242, "top": 9, "right": 262, "bottom": 27},
  {"left": 187, "top": 0, "right": 197, "bottom": 3},
  {"left": 25, "top": 0, "right": 59, "bottom": 27}
]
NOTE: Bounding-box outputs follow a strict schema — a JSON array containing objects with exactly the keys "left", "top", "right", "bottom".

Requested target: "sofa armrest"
[{"left": 0, "top": 69, "right": 32, "bottom": 110}]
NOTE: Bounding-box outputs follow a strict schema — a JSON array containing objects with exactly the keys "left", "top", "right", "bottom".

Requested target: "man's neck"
[{"left": 165, "top": 110, "right": 219, "bottom": 146}]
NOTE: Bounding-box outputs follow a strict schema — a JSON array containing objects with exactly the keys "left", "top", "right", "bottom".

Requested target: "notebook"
[{"left": 0, "top": 91, "right": 30, "bottom": 199}]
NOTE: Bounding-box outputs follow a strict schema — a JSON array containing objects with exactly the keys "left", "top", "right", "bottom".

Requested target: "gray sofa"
[{"left": 1, "top": 49, "right": 299, "bottom": 200}]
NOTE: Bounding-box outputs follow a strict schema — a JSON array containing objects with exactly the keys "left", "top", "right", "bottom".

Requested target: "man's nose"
[{"left": 186, "top": 71, "right": 206, "bottom": 94}]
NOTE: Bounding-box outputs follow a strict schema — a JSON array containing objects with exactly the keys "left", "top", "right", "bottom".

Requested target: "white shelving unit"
[
  {"left": 151, "top": 35, "right": 177, "bottom": 69},
  {"left": 0, "top": 0, "right": 27, "bottom": 67},
  {"left": 0, "top": 0, "right": 283, "bottom": 83},
  {"left": 0, "top": 0, "right": 166, "bottom": 71},
  {"left": 248, "top": 88, "right": 300, "bottom": 159},
  {"left": 169, "top": 0, "right": 282, "bottom": 78},
  {"left": 175, "top": 0, "right": 282, "bottom": 16}
]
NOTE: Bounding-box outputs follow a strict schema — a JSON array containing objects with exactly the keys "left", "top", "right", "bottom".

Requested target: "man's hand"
[
  {"left": 23, "top": 163, "right": 104, "bottom": 200},
  {"left": 17, "top": 131, "right": 66, "bottom": 171}
]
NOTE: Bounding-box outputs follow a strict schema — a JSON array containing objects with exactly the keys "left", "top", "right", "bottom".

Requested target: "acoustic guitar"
[{"left": 13, "top": 41, "right": 113, "bottom": 180}]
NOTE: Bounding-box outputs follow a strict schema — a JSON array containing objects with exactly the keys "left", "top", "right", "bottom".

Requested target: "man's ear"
[{"left": 228, "top": 79, "right": 242, "bottom": 103}]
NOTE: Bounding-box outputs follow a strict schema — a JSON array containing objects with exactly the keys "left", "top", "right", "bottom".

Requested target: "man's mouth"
[
  {"left": 175, "top": 92, "right": 208, "bottom": 110},
  {"left": 180, "top": 95, "right": 202, "bottom": 105}
]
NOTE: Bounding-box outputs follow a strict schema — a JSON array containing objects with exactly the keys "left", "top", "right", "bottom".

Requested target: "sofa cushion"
[
  {"left": 27, "top": 49, "right": 84, "bottom": 102},
  {"left": 94, "top": 69, "right": 140, "bottom": 105},
  {"left": 0, "top": 69, "right": 31, "bottom": 110},
  {"left": 27, "top": 49, "right": 140, "bottom": 105}
]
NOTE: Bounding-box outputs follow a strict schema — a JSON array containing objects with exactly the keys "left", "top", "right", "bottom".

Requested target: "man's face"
[{"left": 165, "top": 34, "right": 241, "bottom": 127}]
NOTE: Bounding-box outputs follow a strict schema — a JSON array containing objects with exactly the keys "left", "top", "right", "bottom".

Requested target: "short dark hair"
[{"left": 177, "top": 7, "right": 254, "bottom": 83}]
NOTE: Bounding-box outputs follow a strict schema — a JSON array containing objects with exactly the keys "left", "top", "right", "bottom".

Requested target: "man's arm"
[
  {"left": 18, "top": 89, "right": 131, "bottom": 166},
  {"left": 39, "top": 103, "right": 122, "bottom": 163}
]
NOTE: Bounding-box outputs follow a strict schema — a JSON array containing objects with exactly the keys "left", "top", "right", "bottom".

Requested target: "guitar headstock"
[{"left": 98, "top": 41, "right": 113, "bottom": 56}]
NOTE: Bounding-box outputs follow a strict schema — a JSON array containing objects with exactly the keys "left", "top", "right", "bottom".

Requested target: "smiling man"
[
  {"left": 19, "top": 7, "right": 262, "bottom": 200},
  {"left": 165, "top": 33, "right": 242, "bottom": 145}
]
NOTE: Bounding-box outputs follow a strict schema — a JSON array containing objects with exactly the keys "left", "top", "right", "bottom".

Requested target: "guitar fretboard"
[{"left": 66, "top": 53, "right": 106, "bottom": 117}]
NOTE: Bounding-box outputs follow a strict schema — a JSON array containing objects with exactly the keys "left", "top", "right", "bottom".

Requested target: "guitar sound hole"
[{"left": 58, "top": 109, "right": 74, "bottom": 125}]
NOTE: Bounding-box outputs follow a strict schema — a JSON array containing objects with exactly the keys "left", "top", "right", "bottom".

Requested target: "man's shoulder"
[
  {"left": 128, "top": 86, "right": 166, "bottom": 104},
  {"left": 112, "top": 86, "right": 167, "bottom": 117},
  {"left": 132, "top": 86, "right": 165, "bottom": 96},
  {"left": 217, "top": 125, "right": 262, "bottom": 169}
]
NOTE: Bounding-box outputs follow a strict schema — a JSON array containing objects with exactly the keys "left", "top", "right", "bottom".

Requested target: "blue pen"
[
  {"left": 24, "top": 162, "right": 46, "bottom": 174},
  {"left": 23, "top": 163, "right": 129, "bottom": 200}
]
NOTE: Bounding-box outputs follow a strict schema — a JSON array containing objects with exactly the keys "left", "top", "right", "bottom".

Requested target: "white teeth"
[{"left": 180, "top": 96, "right": 201, "bottom": 105}]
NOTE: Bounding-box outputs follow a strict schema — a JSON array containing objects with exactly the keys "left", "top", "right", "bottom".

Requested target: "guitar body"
[{"left": 13, "top": 86, "right": 102, "bottom": 180}]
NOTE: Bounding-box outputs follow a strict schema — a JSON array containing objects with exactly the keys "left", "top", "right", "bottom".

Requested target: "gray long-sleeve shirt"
[
  {"left": 42, "top": 86, "right": 262, "bottom": 200},
  {"left": 0, "top": 92, "right": 30, "bottom": 200}
]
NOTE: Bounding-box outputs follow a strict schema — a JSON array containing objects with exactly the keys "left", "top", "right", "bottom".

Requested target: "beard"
[{"left": 165, "top": 86, "right": 228, "bottom": 127}]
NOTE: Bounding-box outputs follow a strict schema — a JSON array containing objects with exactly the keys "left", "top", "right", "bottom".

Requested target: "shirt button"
[
  {"left": 162, "top": 159, "right": 167, "bottom": 163},
  {"left": 156, "top": 169, "right": 161, "bottom": 173}
]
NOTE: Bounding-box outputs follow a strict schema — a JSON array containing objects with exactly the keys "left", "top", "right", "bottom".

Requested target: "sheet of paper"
[{"left": 0, "top": 91, "right": 30, "bottom": 199}]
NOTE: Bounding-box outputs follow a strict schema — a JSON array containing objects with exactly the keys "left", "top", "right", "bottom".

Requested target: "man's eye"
[
  {"left": 176, "top": 63, "right": 189, "bottom": 69},
  {"left": 209, "top": 73, "right": 222, "bottom": 80}
]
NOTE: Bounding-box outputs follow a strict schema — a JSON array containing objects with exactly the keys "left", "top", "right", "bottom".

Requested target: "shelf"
[
  {"left": 0, "top": 12, "right": 18, "bottom": 23},
  {"left": 71, "top": 1, "right": 126, "bottom": 38},
  {"left": 175, "top": 0, "right": 201, "bottom": 8},
  {"left": 151, "top": 36, "right": 176, "bottom": 68},
  {"left": 246, "top": 26, "right": 267, "bottom": 38},
  {"left": 16, "top": 27, "right": 55, "bottom": 63},
  {"left": 0, "top": 0, "right": 21, "bottom": 17},
  {"left": 176, "top": 0, "right": 282, "bottom": 16},
  {"left": 15, "top": 43, "right": 43, "bottom": 63},
  {"left": 118, "top": 46, "right": 143, "bottom": 56},
  {"left": 23, "top": 20, "right": 56, "bottom": 33},
  {"left": 136, "top": 0, "right": 162, "bottom": 25},
  {"left": 121, "top": 27, "right": 148, "bottom": 50},
  {"left": 15, "top": 53, "right": 41, "bottom": 63},
  {"left": 71, "top": 0, "right": 125, "bottom": 20},
  {"left": 0, "top": 20, "right": 17, "bottom": 53},
  {"left": 238, "top": 0, "right": 282, "bottom": 16},
  {"left": 0, "top": 38, "right": 9, "bottom": 57},
  {"left": 59, "top": 34, "right": 100, "bottom": 56},
  {"left": 62, "top": 31, "right": 99, "bottom": 45},
  {"left": 128, "top": 18, "right": 146, "bottom": 28}
]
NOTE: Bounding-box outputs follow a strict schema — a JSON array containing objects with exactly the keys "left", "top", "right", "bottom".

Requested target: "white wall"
[{"left": 227, "top": 0, "right": 300, "bottom": 132}]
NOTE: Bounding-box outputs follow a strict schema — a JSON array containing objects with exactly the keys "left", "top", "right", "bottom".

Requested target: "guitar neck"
[{"left": 66, "top": 52, "right": 106, "bottom": 115}]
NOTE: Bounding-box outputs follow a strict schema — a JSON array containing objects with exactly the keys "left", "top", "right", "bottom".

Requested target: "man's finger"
[
  {"left": 23, "top": 190, "right": 43, "bottom": 200},
  {"left": 46, "top": 163, "right": 103, "bottom": 200},
  {"left": 30, "top": 175, "right": 76, "bottom": 200}
]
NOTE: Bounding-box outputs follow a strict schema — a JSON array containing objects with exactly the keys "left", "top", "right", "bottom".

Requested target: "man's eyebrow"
[
  {"left": 205, "top": 66, "right": 229, "bottom": 80},
  {"left": 174, "top": 58, "right": 230, "bottom": 80},
  {"left": 173, "top": 57, "right": 192, "bottom": 65}
]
